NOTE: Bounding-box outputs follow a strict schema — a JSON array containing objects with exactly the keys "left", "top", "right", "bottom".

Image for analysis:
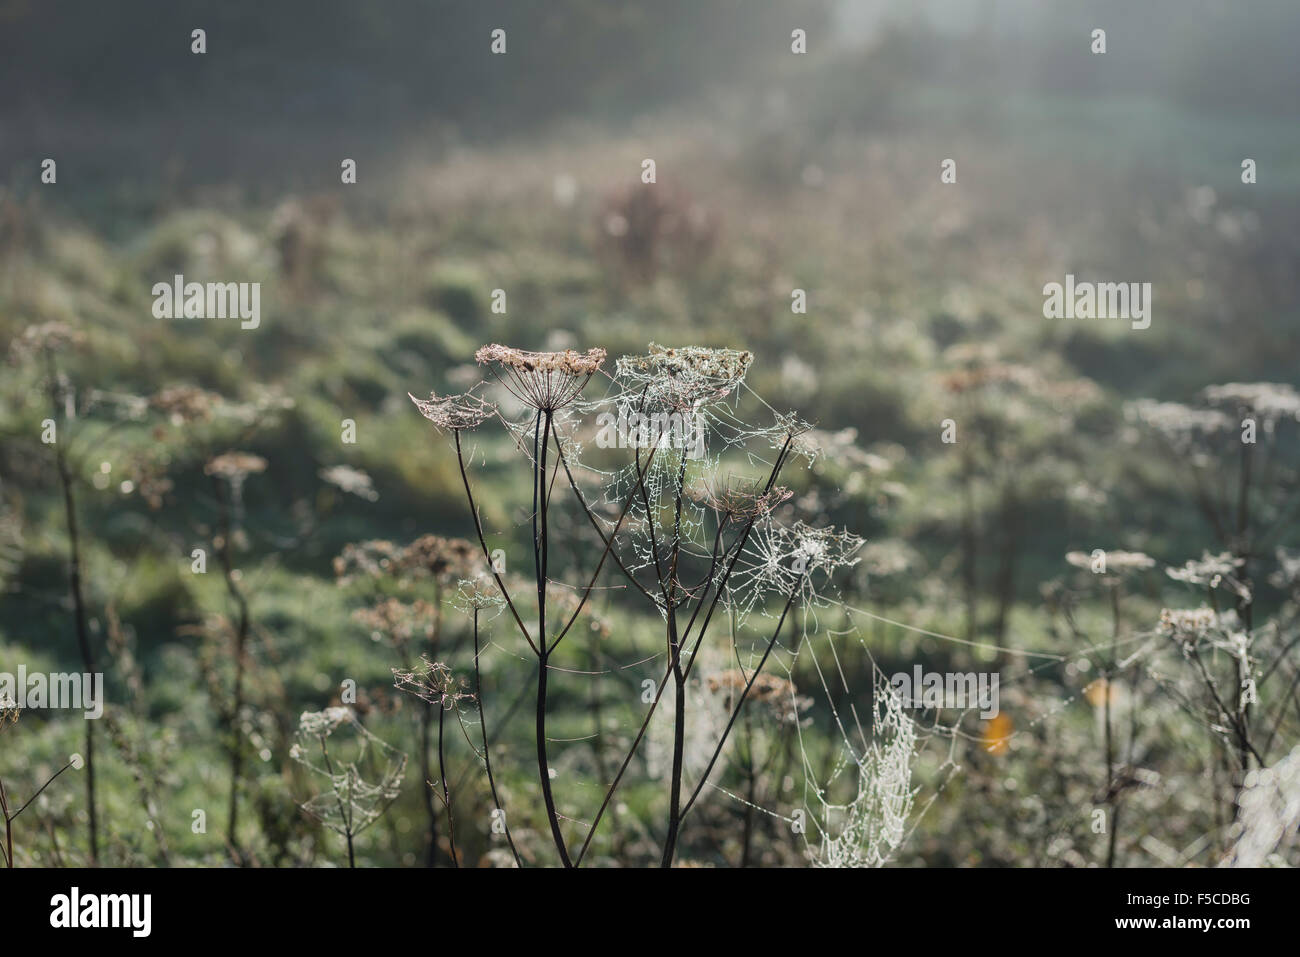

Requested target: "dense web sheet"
[
  {"left": 805, "top": 670, "right": 917, "bottom": 867},
  {"left": 1224, "top": 745, "right": 1300, "bottom": 867}
]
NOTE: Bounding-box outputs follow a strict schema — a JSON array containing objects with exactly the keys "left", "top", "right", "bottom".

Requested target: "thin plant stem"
[
  {"left": 213, "top": 475, "right": 251, "bottom": 861},
  {"left": 473, "top": 608, "right": 523, "bottom": 867},
  {"left": 438, "top": 704, "right": 458, "bottom": 867},
  {"left": 46, "top": 354, "right": 98, "bottom": 865}
]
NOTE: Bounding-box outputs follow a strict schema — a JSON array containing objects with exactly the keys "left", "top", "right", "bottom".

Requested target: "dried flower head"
[
  {"left": 707, "top": 669, "right": 810, "bottom": 724},
  {"left": 353, "top": 598, "right": 438, "bottom": 655},
  {"left": 452, "top": 578, "right": 506, "bottom": 616},
  {"left": 940, "top": 362, "right": 1039, "bottom": 395},
  {"left": 0, "top": 698, "right": 18, "bottom": 733},
  {"left": 1126, "top": 399, "right": 1234, "bottom": 447},
  {"left": 615, "top": 343, "right": 753, "bottom": 413},
  {"left": 1167, "top": 552, "right": 1251, "bottom": 600},
  {"left": 1166, "top": 551, "right": 1242, "bottom": 585},
  {"left": 149, "top": 385, "right": 220, "bottom": 424},
  {"left": 858, "top": 539, "right": 917, "bottom": 577},
  {"left": 296, "top": 706, "right": 354, "bottom": 738},
  {"left": 1065, "top": 549, "right": 1155, "bottom": 576},
  {"left": 1224, "top": 745, "right": 1300, "bottom": 867},
  {"left": 1271, "top": 548, "right": 1300, "bottom": 590},
  {"left": 334, "top": 535, "right": 477, "bottom": 588},
  {"left": 475, "top": 344, "right": 606, "bottom": 411},
  {"left": 1159, "top": 606, "right": 1220, "bottom": 645},
  {"left": 9, "top": 321, "right": 85, "bottom": 361},
  {"left": 393, "top": 657, "right": 475, "bottom": 711},
  {"left": 204, "top": 452, "right": 267, "bottom": 482},
  {"left": 759, "top": 411, "right": 818, "bottom": 461},
  {"left": 688, "top": 475, "right": 792, "bottom": 519},
  {"left": 1202, "top": 383, "right": 1300, "bottom": 424},
  {"left": 408, "top": 390, "right": 497, "bottom": 432},
  {"left": 399, "top": 535, "right": 478, "bottom": 581},
  {"left": 319, "top": 464, "right": 379, "bottom": 502},
  {"left": 333, "top": 539, "right": 402, "bottom": 584},
  {"left": 802, "top": 428, "right": 894, "bottom": 473},
  {"left": 772, "top": 410, "right": 815, "bottom": 440},
  {"left": 291, "top": 707, "right": 407, "bottom": 838},
  {"left": 121, "top": 459, "right": 174, "bottom": 510},
  {"left": 729, "top": 519, "right": 865, "bottom": 615}
]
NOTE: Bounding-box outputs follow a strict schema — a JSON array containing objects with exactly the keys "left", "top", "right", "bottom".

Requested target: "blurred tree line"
[{"left": 0, "top": 0, "right": 829, "bottom": 132}]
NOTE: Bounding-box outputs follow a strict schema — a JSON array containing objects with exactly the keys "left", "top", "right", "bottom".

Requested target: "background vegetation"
[{"left": 1, "top": 0, "right": 1298, "bottom": 867}]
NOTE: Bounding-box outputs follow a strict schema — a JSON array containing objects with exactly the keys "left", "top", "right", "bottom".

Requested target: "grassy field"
[{"left": 3, "top": 35, "right": 1299, "bottom": 869}]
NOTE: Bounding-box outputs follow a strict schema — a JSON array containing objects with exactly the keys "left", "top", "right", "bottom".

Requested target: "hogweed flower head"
[
  {"left": 615, "top": 343, "right": 753, "bottom": 414},
  {"left": 761, "top": 411, "right": 818, "bottom": 462},
  {"left": 707, "top": 669, "right": 810, "bottom": 725},
  {"left": 319, "top": 464, "right": 378, "bottom": 502},
  {"left": 408, "top": 390, "right": 497, "bottom": 432},
  {"left": 291, "top": 707, "right": 407, "bottom": 839},
  {"left": 1167, "top": 552, "right": 1251, "bottom": 601},
  {"left": 149, "top": 385, "right": 220, "bottom": 425},
  {"left": 333, "top": 539, "right": 402, "bottom": 584},
  {"left": 9, "top": 321, "right": 85, "bottom": 361},
  {"left": 453, "top": 578, "right": 506, "bottom": 618},
  {"left": 1224, "top": 745, "right": 1300, "bottom": 867},
  {"left": 475, "top": 344, "right": 605, "bottom": 412},
  {"left": 1126, "top": 399, "right": 1234, "bottom": 450},
  {"left": 352, "top": 598, "right": 438, "bottom": 655},
  {"left": 399, "top": 534, "right": 478, "bottom": 581},
  {"left": 688, "top": 474, "right": 792, "bottom": 519},
  {"left": 296, "top": 706, "right": 353, "bottom": 738},
  {"left": 393, "top": 657, "right": 475, "bottom": 711},
  {"left": 204, "top": 451, "right": 267, "bottom": 483},
  {"left": 802, "top": 427, "right": 893, "bottom": 473},
  {"left": 1159, "top": 606, "right": 1220, "bottom": 646},
  {"left": 1202, "top": 382, "right": 1300, "bottom": 425},
  {"left": 729, "top": 519, "right": 865, "bottom": 616},
  {"left": 1065, "top": 549, "right": 1155, "bottom": 577},
  {"left": 0, "top": 698, "right": 18, "bottom": 733}
]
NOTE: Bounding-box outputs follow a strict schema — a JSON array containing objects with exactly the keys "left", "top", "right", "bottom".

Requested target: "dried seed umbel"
[
  {"left": 408, "top": 390, "right": 497, "bottom": 432},
  {"left": 474, "top": 344, "right": 605, "bottom": 412}
]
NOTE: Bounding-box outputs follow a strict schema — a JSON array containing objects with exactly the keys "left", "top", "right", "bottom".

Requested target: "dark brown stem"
[
  {"left": 213, "top": 475, "right": 251, "bottom": 861},
  {"left": 536, "top": 649, "right": 569, "bottom": 866},
  {"left": 660, "top": 452, "right": 690, "bottom": 868},
  {"left": 318, "top": 733, "right": 354, "bottom": 867},
  {"left": 473, "top": 608, "right": 522, "bottom": 867},
  {"left": 1, "top": 760, "right": 76, "bottom": 867},
  {"left": 421, "top": 701, "right": 437, "bottom": 867},
  {"left": 453, "top": 429, "right": 538, "bottom": 655},
  {"left": 677, "top": 578, "right": 803, "bottom": 827},
  {"left": 438, "top": 705, "right": 458, "bottom": 867},
  {"left": 47, "top": 359, "right": 98, "bottom": 865},
  {"left": 574, "top": 437, "right": 793, "bottom": 865},
  {"left": 532, "top": 410, "right": 570, "bottom": 867}
]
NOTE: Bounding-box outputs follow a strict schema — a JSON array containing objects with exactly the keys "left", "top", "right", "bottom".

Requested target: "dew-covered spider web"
[
  {"left": 457, "top": 343, "right": 1194, "bottom": 866},
  {"left": 291, "top": 706, "right": 408, "bottom": 838}
]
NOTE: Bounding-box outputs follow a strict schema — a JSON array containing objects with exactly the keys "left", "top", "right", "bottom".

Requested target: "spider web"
[
  {"left": 291, "top": 707, "right": 408, "bottom": 838},
  {"left": 417, "top": 345, "right": 1219, "bottom": 867}
]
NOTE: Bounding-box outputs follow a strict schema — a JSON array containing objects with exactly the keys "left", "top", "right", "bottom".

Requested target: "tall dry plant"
[{"left": 411, "top": 342, "right": 867, "bottom": 867}]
